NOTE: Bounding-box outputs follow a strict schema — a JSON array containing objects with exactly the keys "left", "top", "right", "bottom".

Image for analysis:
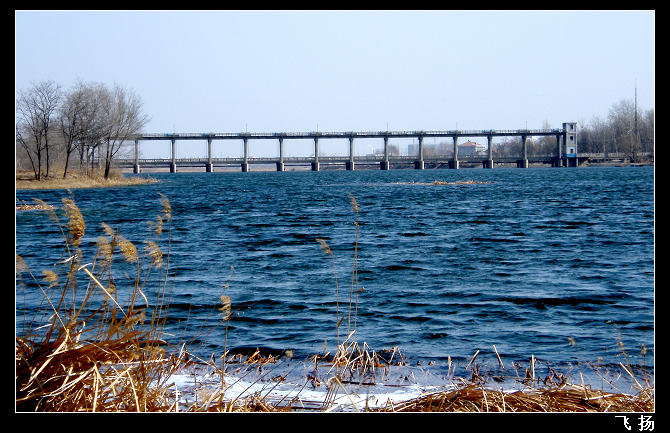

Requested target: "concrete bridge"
[{"left": 121, "top": 123, "right": 583, "bottom": 173}]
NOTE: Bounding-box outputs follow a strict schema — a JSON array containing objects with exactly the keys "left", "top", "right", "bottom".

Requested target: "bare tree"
[
  {"left": 16, "top": 81, "right": 62, "bottom": 179},
  {"left": 607, "top": 98, "right": 641, "bottom": 161},
  {"left": 98, "top": 84, "right": 150, "bottom": 178},
  {"left": 59, "top": 81, "right": 88, "bottom": 178},
  {"left": 639, "top": 108, "right": 654, "bottom": 154},
  {"left": 16, "top": 81, "right": 62, "bottom": 180},
  {"left": 58, "top": 81, "right": 109, "bottom": 177}
]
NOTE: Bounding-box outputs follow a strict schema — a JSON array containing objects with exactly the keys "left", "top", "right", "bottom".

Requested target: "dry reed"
[
  {"left": 16, "top": 194, "right": 180, "bottom": 412},
  {"left": 375, "top": 383, "right": 654, "bottom": 412}
]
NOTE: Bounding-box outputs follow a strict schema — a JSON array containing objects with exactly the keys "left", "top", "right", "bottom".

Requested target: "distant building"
[{"left": 458, "top": 141, "right": 486, "bottom": 156}]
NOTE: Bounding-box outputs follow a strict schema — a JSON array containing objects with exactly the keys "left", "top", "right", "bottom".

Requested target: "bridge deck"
[{"left": 133, "top": 128, "right": 566, "bottom": 141}]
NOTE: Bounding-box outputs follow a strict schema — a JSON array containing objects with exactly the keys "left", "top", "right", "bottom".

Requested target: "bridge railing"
[{"left": 133, "top": 128, "right": 568, "bottom": 141}]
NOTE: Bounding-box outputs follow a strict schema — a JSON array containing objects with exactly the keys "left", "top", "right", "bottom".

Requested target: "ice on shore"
[{"left": 163, "top": 359, "right": 516, "bottom": 412}]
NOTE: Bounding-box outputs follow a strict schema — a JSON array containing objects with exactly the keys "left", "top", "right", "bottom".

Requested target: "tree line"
[
  {"left": 16, "top": 80, "right": 150, "bottom": 180},
  {"left": 577, "top": 98, "right": 654, "bottom": 160},
  {"left": 492, "top": 98, "right": 654, "bottom": 161}
]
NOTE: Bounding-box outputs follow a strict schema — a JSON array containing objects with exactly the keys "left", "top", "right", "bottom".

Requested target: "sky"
[{"left": 15, "top": 10, "right": 655, "bottom": 158}]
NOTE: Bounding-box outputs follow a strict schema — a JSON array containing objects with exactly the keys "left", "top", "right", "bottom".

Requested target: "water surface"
[{"left": 16, "top": 166, "right": 654, "bottom": 380}]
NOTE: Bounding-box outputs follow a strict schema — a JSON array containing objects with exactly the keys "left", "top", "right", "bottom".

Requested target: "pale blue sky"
[{"left": 15, "top": 10, "right": 655, "bottom": 158}]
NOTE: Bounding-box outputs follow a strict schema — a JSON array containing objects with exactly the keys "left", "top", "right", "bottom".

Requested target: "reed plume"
[
  {"left": 218, "top": 295, "right": 232, "bottom": 321},
  {"left": 144, "top": 241, "right": 163, "bottom": 269},
  {"left": 159, "top": 193, "right": 172, "bottom": 220},
  {"left": 62, "top": 198, "right": 85, "bottom": 248},
  {"left": 118, "top": 235, "right": 138, "bottom": 263}
]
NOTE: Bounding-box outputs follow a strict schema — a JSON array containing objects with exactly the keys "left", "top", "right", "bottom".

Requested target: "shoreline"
[
  {"left": 121, "top": 160, "right": 653, "bottom": 174},
  {"left": 15, "top": 171, "right": 160, "bottom": 191},
  {"left": 15, "top": 161, "right": 653, "bottom": 191}
]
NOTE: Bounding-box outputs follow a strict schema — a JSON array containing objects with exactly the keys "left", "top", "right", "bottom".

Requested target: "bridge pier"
[
  {"left": 242, "top": 137, "right": 249, "bottom": 172},
  {"left": 415, "top": 135, "right": 424, "bottom": 170},
  {"left": 348, "top": 136, "right": 355, "bottom": 170},
  {"left": 380, "top": 161, "right": 390, "bottom": 170},
  {"left": 133, "top": 140, "right": 141, "bottom": 173},
  {"left": 206, "top": 138, "right": 213, "bottom": 172},
  {"left": 452, "top": 136, "right": 459, "bottom": 169},
  {"left": 170, "top": 139, "right": 176, "bottom": 173},
  {"left": 276, "top": 162, "right": 285, "bottom": 172},
  {"left": 519, "top": 134, "right": 528, "bottom": 168},
  {"left": 313, "top": 137, "right": 320, "bottom": 171},
  {"left": 346, "top": 161, "right": 355, "bottom": 171},
  {"left": 486, "top": 135, "right": 494, "bottom": 169},
  {"left": 381, "top": 136, "right": 390, "bottom": 170},
  {"left": 554, "top": 134, "right": 563, "bottom": 167}
]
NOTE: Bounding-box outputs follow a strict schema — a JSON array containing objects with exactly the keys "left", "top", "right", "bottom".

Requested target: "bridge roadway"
[{"left": 123, "top": 125, "right": 581, "bottom": 172}]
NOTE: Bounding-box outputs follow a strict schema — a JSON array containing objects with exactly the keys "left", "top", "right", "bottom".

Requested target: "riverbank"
[
  {"left": 15, "top": 169, "right": 160, "bottom": 190},
  {"left": 118, "top": 160, "right": 653, "bottom": 174}
]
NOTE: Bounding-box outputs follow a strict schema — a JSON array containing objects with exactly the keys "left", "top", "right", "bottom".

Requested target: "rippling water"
[{"left": 16, "top": 166, "right": 654, "bottom": 377}]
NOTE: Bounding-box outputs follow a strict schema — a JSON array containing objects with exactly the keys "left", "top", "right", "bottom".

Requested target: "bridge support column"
[
  {"left": 486, "top": 135, "right": 494, "bottom": 169},
  {"left": 519, "top": 134, "right": 528, "bottom": 168},
  {"left": 347, "top": 136, "right": 355, "bottom": 170},
  {"left": 346, "top": 161, "right": 355, "bottom": 171},
  {"left": 276, "top": 162, "right": 285, "bottom": 172},
  {"left": 206, "top": 138, "right": 213, "bottom": 172},
  {"left": 313, "top": 137, "right": 320, "bottom": 171},
  {"left": 170, "top": 139, "right": 176, "bottom": 173},
  {"left": 133, "top": 140, "right": 141, "bottom": 173},
  {"left": 452, "top": 135, "right": 459, "bottom": 169},
  {"left": 554, "top": 134, "right": 563, "bottom": 167},
  {"left": 277, "top": 137, "right": 284, "bottom": 171},
  {"left": 415, "top": 135, "right": 424, "bottom": 170},
  {"left": 381, "top": 136, "right": 390, "bottom": 170},
  {"left": 242, "top": 137, "right": 249, "bottom": 172}
]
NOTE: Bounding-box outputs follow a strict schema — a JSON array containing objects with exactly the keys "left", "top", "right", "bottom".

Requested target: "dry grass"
[
  {"left": 16, "top": 168, "right": 159, "bottom": 190},
  {"left": 376, "top": 383, "right": 654, "bottom": 412},
  {"left": 15, "top": 193, "right": 654, "bottom": 412}
]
